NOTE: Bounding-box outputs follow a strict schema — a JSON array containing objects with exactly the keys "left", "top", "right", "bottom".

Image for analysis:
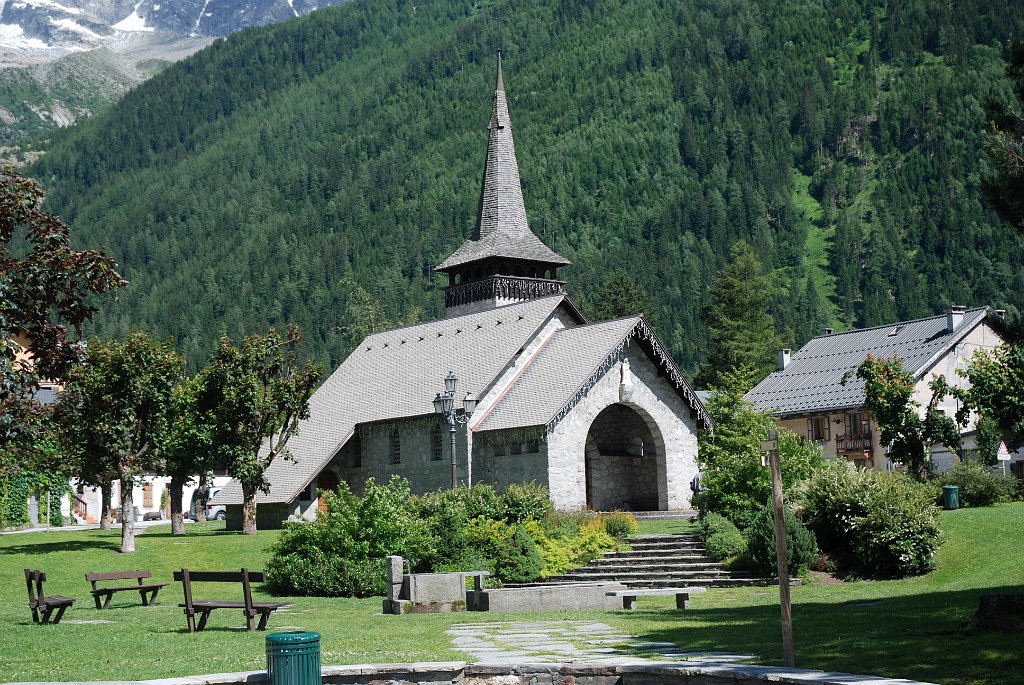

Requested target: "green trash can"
[
  {"left": 942, "top": 485, "right": 960, "bottom": 510},
  {"left": 266, "top": 631, "right": 321, "bottom": 685}
]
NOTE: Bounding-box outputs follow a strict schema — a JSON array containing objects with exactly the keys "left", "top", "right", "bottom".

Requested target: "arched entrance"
[
  {"left": 584, "top": 404, "right": 665, "bottom": 511},
  {"left": 316, "top": 469, "right": 340, "bottom": 514}
]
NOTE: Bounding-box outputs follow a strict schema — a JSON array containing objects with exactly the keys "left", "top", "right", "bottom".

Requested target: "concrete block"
[{"left": 468, "top": 583, "right": 626, "bottom": 612}]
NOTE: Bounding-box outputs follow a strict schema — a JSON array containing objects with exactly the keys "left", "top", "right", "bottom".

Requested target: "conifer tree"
[
  {"left": 585, "top": 269, "right": 651, "bottom": 322},
  {"left": 695, "top": 241, "right": 781, "bottom": 389}
]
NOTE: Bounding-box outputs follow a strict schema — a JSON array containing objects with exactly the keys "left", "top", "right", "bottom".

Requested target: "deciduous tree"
[
  {"left": 851, "top": 355, "right": 961, "bottom": 480},
  {"left": 56, "top": 332, "right": 184, "bottom": 551},
  {"left": 958, "top": 344, "right": 1024, "bottom": 451},
  {"left": 199, "top": 326, "right": 322, "bottom": 534},
  {"left": 0, "top": 170, "right": 125, "bottom": 454}
]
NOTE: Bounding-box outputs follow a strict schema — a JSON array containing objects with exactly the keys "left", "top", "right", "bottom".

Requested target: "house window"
[
  {"left": 510, "top": 442, "right": 523, "bottom": 455},
  {"left": 431, "top": 424, "right": 443, "bottom": 461},
  {"left": 808, "top": 416, "right": 830, "bottom": 442},
  {"left": 847, "top": 412, "right": 870, "bottom": 435},
  {"left": 390, "top": 428, "right": 401, "bottom": 465},
  {"left": 492, "top": 444, "right": 506, "bottom": 458},
  {"left": 525, "top": 441, "right": 540, "bottom": 454}
]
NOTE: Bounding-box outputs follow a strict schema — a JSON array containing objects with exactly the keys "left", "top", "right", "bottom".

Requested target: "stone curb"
[{"left": 3, "top": 660, "right": 938, "bottom": 685}]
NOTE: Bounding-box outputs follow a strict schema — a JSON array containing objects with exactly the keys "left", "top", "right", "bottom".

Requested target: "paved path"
[{"left": 447, "top": 620, "right": 754, "bottom": 665}]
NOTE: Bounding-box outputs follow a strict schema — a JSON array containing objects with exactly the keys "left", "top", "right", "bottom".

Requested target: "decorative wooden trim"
[
  {"left": 443, "top": 276, "right": 565, "bottom": 309},
  {"left": 546, "top": 319, "right": 713, "bottom": 433}
]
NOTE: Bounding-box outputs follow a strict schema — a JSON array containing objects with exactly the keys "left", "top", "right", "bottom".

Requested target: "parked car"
[{"left": 189, "top": 487, "right": 226, "bottom": 521}]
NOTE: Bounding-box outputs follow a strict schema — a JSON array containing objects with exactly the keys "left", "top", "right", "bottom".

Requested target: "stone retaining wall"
[{"left": 57, "top": 660, "right": 936, "bottom": 685}]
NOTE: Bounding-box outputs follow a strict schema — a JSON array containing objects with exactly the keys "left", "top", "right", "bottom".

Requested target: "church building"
[{"left": 214, "top": 56, "right": 711, "bottom": 529}]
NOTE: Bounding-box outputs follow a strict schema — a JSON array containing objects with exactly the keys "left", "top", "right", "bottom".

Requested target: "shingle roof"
[
  {"left": 476, "top": 317, "right": 641, "bottom": 431},
  {"left": 435, "top": 54, "right": 569, "bottom": 272},
  {"left": 214, "top": 296, "right": 572, "bottom": 505},
  {"left": 477, "top": 316, "right": 713, "bottom": 432},
  {"left": 746, "top": 307, "right": 994, "bottom": 417}
]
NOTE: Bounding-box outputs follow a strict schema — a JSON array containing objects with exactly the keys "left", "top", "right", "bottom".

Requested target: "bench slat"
[
  {"left": 93, "top": 583, "right": 167, "bottom": 594},
  {"left": 174, "top": 570, "right": 266, "bottom": 583},
  {"left": 87, "top": 570, "right": 152, "bottom": 582}
]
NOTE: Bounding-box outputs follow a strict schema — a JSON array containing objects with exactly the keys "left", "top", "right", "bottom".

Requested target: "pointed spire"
[
  {"left": 495, "top": 48, "right": 505, "bottom": 94},
  {"left": 435, "top": 53, "right": 569, "bottom": 274}
]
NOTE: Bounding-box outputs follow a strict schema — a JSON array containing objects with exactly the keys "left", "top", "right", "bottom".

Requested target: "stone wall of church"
[
  {"left": 342, "top": 420, "right": 469, "bottom": 495},
  {"left": 471, "top": 437, "right": 549, "bottom": 490},
  {"left": 544, "top": 345, "right": 700, "bottom": 511}
]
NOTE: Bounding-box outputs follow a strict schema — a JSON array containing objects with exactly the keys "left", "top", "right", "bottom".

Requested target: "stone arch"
[
  {"left": 583, "top": 403, "right": 667, "bottom": 511},
  {"left": 316, "top": 469, "right": 340, "bottom": 514}
]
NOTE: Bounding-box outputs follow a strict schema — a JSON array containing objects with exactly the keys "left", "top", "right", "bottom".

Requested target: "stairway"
[{"left": 540, "top": 533, "right": 777, "bottom": 588}]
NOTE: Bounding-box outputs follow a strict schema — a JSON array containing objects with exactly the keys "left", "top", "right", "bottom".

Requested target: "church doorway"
[
  {"left": 584, "top": 404, "right": 665, "bottom": 511},
  {"left": 316, "top": 469, "right": 340, "bottom": 514}
]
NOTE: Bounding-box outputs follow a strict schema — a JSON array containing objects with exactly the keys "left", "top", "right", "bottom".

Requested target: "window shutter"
[
  {"left": 845, "top": 414, "right": 851, "bottom": 435},
  {"left": 826, "top": 417, "right": 831, "bottom": 441},
  {"left": 807, "top": 419, "right": 813, "bottom": 440}
]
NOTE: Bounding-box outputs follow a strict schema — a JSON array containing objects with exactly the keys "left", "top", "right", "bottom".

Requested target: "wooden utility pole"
[{"left": 761, "top": 429, "right": 795, "bottom": 667}]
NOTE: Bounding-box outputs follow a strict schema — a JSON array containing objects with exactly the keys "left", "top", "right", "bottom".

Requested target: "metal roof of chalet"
[
  {"left": 435, "top": 53, "right": 569, "bottom": 272},
  {"left": 477, "top": 315, "right": 712, "bottom": 432},
  {"left": 215, "top": 296, "right": 576, "bottom": 505},
  {"left": 746, "top": 307, "right": 993, "bottom": 417}
]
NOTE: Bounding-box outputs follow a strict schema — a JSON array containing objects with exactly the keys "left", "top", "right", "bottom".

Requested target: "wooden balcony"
[{"left": 836, "top": 433, "right": 873, "bottom": 452}]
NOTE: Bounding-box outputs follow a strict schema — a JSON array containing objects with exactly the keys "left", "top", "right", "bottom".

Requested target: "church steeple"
[{"left": 436, "top": 52, "right": 570, "bottom": 317}]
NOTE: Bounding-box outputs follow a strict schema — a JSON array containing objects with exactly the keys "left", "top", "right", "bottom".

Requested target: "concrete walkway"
[{"left": 447, "top": 620, "right": 754, "bottom": 665}]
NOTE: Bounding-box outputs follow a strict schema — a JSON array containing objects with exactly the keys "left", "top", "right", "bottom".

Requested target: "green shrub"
[
  {"left": 934, "top": 462, "right": 1008, "bottom": 507},
  {"left": 743, "top": 504, "right": 818, "bottom": 577},
  {"left": 696, "top": 370, "right": 823, "bottom": 527},
  {"left": 265, "top": 476, "right": 431, "bottom": 597},
  {"left": 706, "top": 528, "right": 748, "bottom": 561},
  {"left": 603, "top": 510, "right": 639, "bottom": 538},
  {"left": 700, "top": 513, "right": 748, "bottom": 561},
  {"left": 501, "top": 481, "right": 553, "bottom": 523},
  {"left": 495, "top": 524, "right": 544, "bottom": 583},
  {"left": 699, "top": 512, "right": 735, "bottom": 537},
  {"left": 1012, "top": 478, "right": 1024, "bottom": 502},
  {"left": 798, "top": 460, "right": 942, "bottom": 578}
]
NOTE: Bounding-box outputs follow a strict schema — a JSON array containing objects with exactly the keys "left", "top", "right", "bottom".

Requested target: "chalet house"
[
  {"left": 746, "top": 306, "right": 1007, "bottom": 471},
  {"left": 213, "top": 56, "right": 711, "bottom": 529}
]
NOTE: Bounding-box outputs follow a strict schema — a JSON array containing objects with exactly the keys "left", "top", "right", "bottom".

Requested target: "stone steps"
[{"left": 534, "top": 532, "right": 777, "bottom": 589}]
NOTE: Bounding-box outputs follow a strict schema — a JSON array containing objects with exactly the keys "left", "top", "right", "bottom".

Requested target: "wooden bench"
[
  {"left": 174, "top": 568, "right": 287, "bottom": 633},
  {"left": 606, "top": 586, "right": 707, "bottom": 610},
  {"left": 86, "top": 570, "right": 168, "bottom": 609},
  {"left": 25, "top": 569, "right": 74, "bottom": 624}
]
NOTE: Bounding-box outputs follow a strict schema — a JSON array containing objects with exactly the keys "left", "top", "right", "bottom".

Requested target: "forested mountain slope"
[{"left": 30, "top": 0, "right": 1024, "bottom": 374}]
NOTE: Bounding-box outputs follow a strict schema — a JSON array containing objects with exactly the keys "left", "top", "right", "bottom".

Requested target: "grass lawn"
[{"left": 2, "top": 505, "right": 1023, "bottom": 684}]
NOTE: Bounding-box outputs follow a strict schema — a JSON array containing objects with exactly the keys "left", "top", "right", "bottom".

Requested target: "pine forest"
[{"left": 27, "top": 0, "right": 1024, "bottom": 376}]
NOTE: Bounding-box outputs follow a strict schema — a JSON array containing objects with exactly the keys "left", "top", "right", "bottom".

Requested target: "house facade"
[
  {"left": 746, "top": 306, "right": 1007, "bottom": 471},
  {"left": 213, "top": 56, "right": 710, "bottom": 528}
]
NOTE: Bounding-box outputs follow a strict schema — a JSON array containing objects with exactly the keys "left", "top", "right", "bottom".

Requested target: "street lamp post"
[{"left": 433, "top": 371, "right": 477, "bottom": 488}]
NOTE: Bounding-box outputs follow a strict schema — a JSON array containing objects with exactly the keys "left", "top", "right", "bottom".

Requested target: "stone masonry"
[{"left": 546, "top": 346, "right": 699, "bottom": 511}]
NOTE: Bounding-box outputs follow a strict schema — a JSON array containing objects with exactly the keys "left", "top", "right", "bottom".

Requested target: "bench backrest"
[
  {"left": 86, "top": 570, "right": 153, "bottom": 589},
  {"left": 174, "top": 568, "right": 264, "bottom": 613},
  {"left": 24, "top": 569, "right": 47, "bottom": 607}
]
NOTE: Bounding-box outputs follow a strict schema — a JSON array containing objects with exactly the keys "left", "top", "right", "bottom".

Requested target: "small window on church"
[
  {"left": 353, "top": 434, "right": 362, "bottom": 468},
  {"left": 492, "top": 444, "right": 506, "bottom": 458},
  {"left": 510, "top": 442, "right": 523, "bottom": 455},
  {"left": 431, "top": 424, "right": 443, "bottom": 461},
  {"left": 525, "top": 441, "right": 539, "bottom": 454},
  {"left": 390, "top": 428, "right": 401, "bottom": 465}
]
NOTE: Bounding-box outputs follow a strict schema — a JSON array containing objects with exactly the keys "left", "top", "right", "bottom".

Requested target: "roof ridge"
[{"left": 806, "top": 306, "right": 989, "bottom": 341}]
